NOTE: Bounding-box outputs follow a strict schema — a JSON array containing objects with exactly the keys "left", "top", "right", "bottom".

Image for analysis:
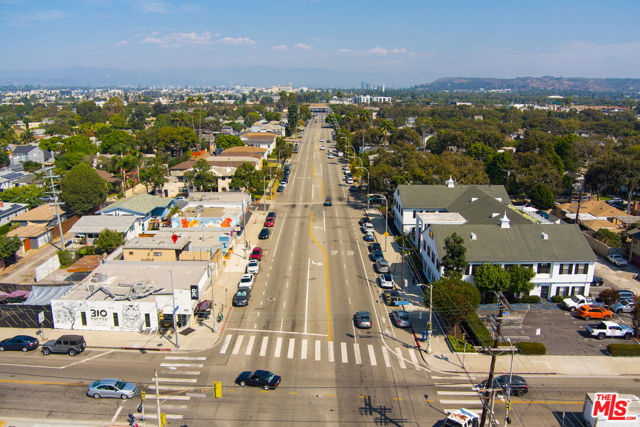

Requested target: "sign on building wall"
[{"left": 190, "top": 285, "right": 199, "bottom": 300}]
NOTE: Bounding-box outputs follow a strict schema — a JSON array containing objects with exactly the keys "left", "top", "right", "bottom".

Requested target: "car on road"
[
  {"left": 383, "top": 290, "right": 403, "bottom": 306},
  {"left": 473, "top": 375, "right": 529, "bottom": 396},
  {"left": 258, "top": 228, "right": 270, "bottom": 239},
  {"left": 375, "top": 258, "right": 390, "bottom": 273},
  {"left": 575, "top": 304, "right": 613, "bottom": 320},
  {"left": 607, "top": 254, "right": 628, "bottom": 266},
  {"left": 87, "top": 379, "right": 137, "bottom": 399},
  {"left": 238, "top": 273, "right": 255, "bottom": 290},
  {"left": 369, "top": 242, "right": 381, "bottom": 252},
  {"left": 377, "top": 273, "right": 394, "bottom": 289},
  {"left": 0, "top": 335, "right": 39, "bottom": 352},
  {"left": 391, "top": 310, "right": 410, "bottom": 328},
  {"left": 277, "top": 185, "right": 285, "bottom": 193},
  {"left": 611, "top": 298, "right": 635, "bottom": 314},
  {"left": 349, "top": 185, "right": 358, "bottom": 193},
  {"left": 236, "top": 370, "right": 281, "bottom": 390},
  {"left": 346, "top": 177, "right": 354, "bottom": 184},
  {"left": 371, "top": 249, "right": 385, "bottom": 262},
  {"left": 364, "top": 231, "right": 375, "bottom": 242},
  {"left": 319, "top": 145, "right": 325, "bottom": 150},
  {"left": 328, "top": 153, "right": 334, "bottom": 159},
  {"left": 233, "top": 288, "right": 251, "bottom": 307},
  {"left": 250, "top": 247, "right": 263, "bottom": 261},
  {"left": 354, "top": 311, "right": 372, "bottom": 329},
  {"left": 41, "top": 335, "right": 86, "bottom": 356},
  {"left": 586, "top": 321, "right": 634, "bottom": 340},
  {"left": 246, "top": 259, "right": 260, "bottom": 274},
  {"left": 324, "top": 198, "right": 332, "bottom": 206},
  {"left": 264, "top": 213, "right": 276, "bottom": 227}
]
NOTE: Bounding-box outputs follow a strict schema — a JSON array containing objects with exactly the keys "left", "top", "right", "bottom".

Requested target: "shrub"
[
  {"left": 465, "top": 311, "right": 494, "bottom": 347},
  {"left": 515, "top": 342, "right": 546, "bottom": 355},
  {"left": 551, "top": 296, "right": 564, "bottom": 303},
  {"left": 57, "top": 250, "right": 74, "bottom": 268},
  {"left": 608, "top": 344, "right": 640, "bottom": 357},
  {"left": 447, "top": 335, "right": 477, "bottom": 353},
  {"left": 598, "top": 289, "right": 620, "bottom": 306},
  {"left": 518, "top": 295, "right": 541, "bottom": 304}
]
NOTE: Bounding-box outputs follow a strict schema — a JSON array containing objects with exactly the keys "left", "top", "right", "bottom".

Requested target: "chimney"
[{"left": 499, "top": 211, "right": 511, "bottom": 229}]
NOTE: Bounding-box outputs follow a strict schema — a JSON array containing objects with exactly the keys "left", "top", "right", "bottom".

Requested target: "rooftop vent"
[
  {"left": 470, "top": 232, "right": 477, "bottom": 240},
  {"left": 446, "top": 176, "right": 455, "bottom": 188},
  {"left": 470, "top": 197, "right": 478, "bottom": 202},
  {"left": 542, "top": 232, "right": 549, "bottom": 240}
]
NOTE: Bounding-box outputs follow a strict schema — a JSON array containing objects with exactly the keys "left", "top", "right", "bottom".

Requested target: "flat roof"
[
  {"left": 69, "top": 215, "right": 138, "bottom": 234},
  {"left": 417, "top": 212, "right": 467, "bottom": 224},
  {"left": 124, "top": 234, "right": 189, "bottom": 250}
]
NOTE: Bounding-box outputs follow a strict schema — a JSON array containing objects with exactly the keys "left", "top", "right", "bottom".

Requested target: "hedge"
[
  {"left": 465, "top": 311, "right": 494, "bottom": 347},
  {"left": 447, "top": 335, "right": 477, "bottom": 353},
  {"left": 608, "top": 344, "right": 640, "bottom": 357},
  {"left": 516, "top": 342, "right": 546, "bottom": 355},
  {"left": 518, "top": 296, "right": 541, "bottom": 304},
  {"left": 551, "top": 296, "right": 564, "bottom": 303}
]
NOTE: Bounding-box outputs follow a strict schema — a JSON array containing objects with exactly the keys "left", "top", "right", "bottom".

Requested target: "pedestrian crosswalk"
[
  {"left": 217, "top": 333, "right": 423, "bottom": 370},
  {"left": 431, "top": 373, "right": 484, "bottom": 414}
]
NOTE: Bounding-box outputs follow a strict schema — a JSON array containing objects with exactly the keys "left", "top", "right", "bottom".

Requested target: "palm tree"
[
  {"left": 20, "top": 129, "right": 34, "bottom": 144},
  {"left": 378, "top": 119, "right": 394, "bottom": 146}
]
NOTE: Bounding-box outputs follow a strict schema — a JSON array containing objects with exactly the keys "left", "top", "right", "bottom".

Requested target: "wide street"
[{"left": 1, "top": 116, "right": 640, "bottom": 426}]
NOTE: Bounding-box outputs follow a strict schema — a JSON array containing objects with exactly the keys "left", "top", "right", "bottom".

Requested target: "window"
[
  {"left": 153, "top": 252, "right": 162, "bottom": 256},
  {"left": 113, "top": 312, "right": 119, "bottom": 327},
  {"left": 144, "top": 313, "right": 151, "bottom": 328},
  {"left": 465, "top": 265, "right": 471, "bottom": 275},
  {"left": 81, "top": 312, "right": 87, "bottom": 326},
  {"left": 556, "top": 286, "right": 570, "bottom": 297},
  {"left": 412, "top": 211, "right": 416, "bottom": 218},
  {"left": 129, "top": 251, "right": 134, "bottom": 255},
  {"left": 559, "top": 264, "right": 573, "bottom": 274},
  {"left": 537, "top": 263, "right": 551, "bottom": 274},
  {"left": 575, "top": 263, "right": 589, "bottom": 274}
]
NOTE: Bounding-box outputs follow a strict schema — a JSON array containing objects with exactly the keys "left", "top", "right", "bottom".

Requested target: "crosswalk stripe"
[
  {"left": 301, "top": 339, "right": 308, "bottom": 360},
  {"left": 149, "top": 384, "right": 192, "bottom": 391},
  {"left": 144, "top": 414, "right": 184, "bottom": 420},
  {"left": 160, "top": 363, "right": 203, "bottom": 368},
  {"left": 341, "top": 342, "right": 348, "bottom": 363},
  {"left": 232, "top": 335, "right": 244, "bottom": 355},
  {"left": 395, "top": 347, "right": 406, "bottom": 369},
  {"left": 245, "top": 335, "right": 255, "bottom": 356},
  {"left": 145, "top": 394, "right": 190, "bottom": 401},
  {"left": 440, "top": 399, "right": 483, "bottom": 405},
  {"left": 382, "top": 346, "right": 391, "bottom": 367},
  {"left": 368, "top": 345, "right": 377, "bottom": 366},
  {"left": 408, "top": 348, "right": 420, "bottom": 369},
  {"left": 315, "top": 340, "right": 321, "bottom": 361},
  {"left": 220, "top": 335, "right": 232, "bottom": 354},
  {"left": 164, "top": 356, "right": 206, "bottom": 360},
  {"left": 353, "top": 343, "right": 362, "bottom": 365},
  {"left": 274, "top": 336, "right": 283, "bottom": 358},
  {"left": 432, "top": 375, "right": 472, "bottom": 380},
  {"left": 160, "top": 405, "right": 188, "bottom": 410},
  {"left": 434, "top": 383, "right": 474, "bottom": 387},
  {"left": 260, "top": 336, "right": 269, "bottom": 357},
  {"left": 157, "top": 378, "right": 198, "bottom": 383},
  {"left": 159, "top": 370, "right": 200, "bottom": 376},
  {"left": 437, "top": 391, "right": 479, "bottom": 396},
  {"left": 287, "top": 338, "right": 295, "bottom": 359},
  {"left": 328, "top": 341, "right": 334, "bottom": 362}
]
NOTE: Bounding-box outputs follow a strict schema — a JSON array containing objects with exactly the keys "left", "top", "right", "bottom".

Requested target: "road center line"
[
  {"left": 309, "top": 210, "right": 332, "bottom": 342},
  {"left": 110, "top": 404, "right": 123, "bottom": 424},
  {"left": 305, "top": 257, "right": 310, "bottom": 334}
]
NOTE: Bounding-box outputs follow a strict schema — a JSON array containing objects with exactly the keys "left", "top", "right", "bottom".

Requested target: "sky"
[{"left": 1, "top": 0, "right": 640, "bottom": 86}]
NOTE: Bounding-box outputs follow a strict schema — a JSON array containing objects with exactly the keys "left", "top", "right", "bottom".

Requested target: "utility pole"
[
  {"left": 427, "top": 283, "right": 433, "bottom": 353},
  {"left": 575, "top": 187, "right": 584, "bottom": 226},
  {"left": 46, "top": 168, "right": 65, "bottom": 250},
  {"left": 480, "top": 295, "right": 504, "bottom": 427},
  {"left": 401, "top": 233, "right": 405, "bottom": 289}
]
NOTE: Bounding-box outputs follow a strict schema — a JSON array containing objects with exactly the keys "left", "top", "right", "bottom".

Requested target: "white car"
[
  {"left": 238, "top": 273, "right": 254, "bottom": 290},
  {"left": 246, "top": 259, "right": 259, "bottom": 274},
  {"left": 346, "top": 177, "right": 354, "bottom": 184},
  {"left": 320, "top": 145, "right": 325, "bottom": 150},
  {"left": 607, "top": 254, "right": 628, "bottom": 266},
  {"left": 377, "top": 273, "right": 394, "bottom": 289},
  {"left": 328, "top": 154, "right": 334, "bottom": 159}
]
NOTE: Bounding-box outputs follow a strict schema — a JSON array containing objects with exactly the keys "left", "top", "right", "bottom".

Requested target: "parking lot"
[{"left": 478, "top": 303, "right": 636, "bottom": 356}]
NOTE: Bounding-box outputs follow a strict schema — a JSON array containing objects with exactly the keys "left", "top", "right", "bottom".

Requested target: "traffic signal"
[
  {"left": 160, "top": 413, "right": 167, "bottom": 426},
  {"left": 506, "top": 401, "right": 511, "bottom": 411},
  {"left": 140, "top": 390, "right": 146, "bottom": 400}
]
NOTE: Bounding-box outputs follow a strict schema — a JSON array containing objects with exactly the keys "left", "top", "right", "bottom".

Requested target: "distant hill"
[{"left": 415, "top": 77, "right": 640, "bottom": 93}]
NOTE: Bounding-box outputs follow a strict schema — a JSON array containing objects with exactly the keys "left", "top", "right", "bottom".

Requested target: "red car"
[
  {"left": 250, "top": 247, "right": 263, "bottom": 261},
  {"left": 264, "top": 218, "right": 274, "bottom": 227}
]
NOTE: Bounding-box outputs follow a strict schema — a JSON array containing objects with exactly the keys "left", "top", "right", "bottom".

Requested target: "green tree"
[
  {"left": 21, "top": 160, "right": 41, "bottom": 172},
  {"left": 183, "top": 159, "right": 217, "bottom": 191},
  {"left": 95, "top": 229, "right": 125, "bottom": 254},
  {"left": 529, "top": 183, "right": 555, "bottom": 209},
  {"left": 0, "top": 184, "right": 45, "bottom": 208},
  {"left": 55, "top": 152, "right": 88, "bottom": 171},
  {"left": 0, "top": 235, "right": 22, "bottom": 263},
  {"left": 99, "top": 129, "right": 134, "bottom": 154},
  {"left": 244, "top": 112, "right": 261, "bottom": 127},
  {"left": 60, "top": 163, "right": 107, "bottom": 216},
  {"left": 156, "top": 126, "right": 198, "bottom": 157},
  {"left": 427, "top": 275, "right": 481, "bottom": 334},
  {"left": 485, "top": 151, "right": 512, "bottom": 185},
  {"left": 593, "top": 228, "right": 622, "bottom": 247},
  {"left": 441, "top": 232, "right": 467, "bottom": 278},
  {"left": 103, "top": 97, "right": 126, "bottom": 119},
  {"left": 108, "top": 113, "right": 127, "bottom": 129},
  {"left": 507, "top": 265, "right": 535, "bottom": 295},
  {"left": 473, "top": 264, "right": 511, "bottom": 295},
  {"left": 61, "top": 135, "right": 97, "bottom": 155},
  {"left": 139, "top": 158, "right": 168, "bottom": 194},
  {"left": 215, "top": 134, "right": 243, "bottom": 151},
  {"left": 231, "top": 163, "right": 264, "bottom": 195}
]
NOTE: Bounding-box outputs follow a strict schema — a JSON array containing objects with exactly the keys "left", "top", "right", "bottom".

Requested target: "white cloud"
[
  {"left": 115, "top": 40, "right": 129, "bottom": 47},
  {"left": 294, "top": 43, "right": 313, "bottom": 50},
  {"left": 4, "top": 9, "right": 69, "bottom": 26},
  {"left": 366, "top": 46, "right": 408, "bottom": 56},
  {"left": 218, "top": 36, "right": 256, "bottom": 46},
  {"left": 139, "top": 1, "right": 170, "bottom": 13},
  {"left": 271, "top": 44, "right": 288, "bottom": 51},
  {"left": 337, "top": 48, "right": 352, "bottom": 53},
  {"left": 141, "top": 31, "right": 212, "bottom": 48}
]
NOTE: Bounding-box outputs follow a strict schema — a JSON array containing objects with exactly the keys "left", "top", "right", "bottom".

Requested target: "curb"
[{"left": 89, "top": 346, "right": 173, "bottom": 351}]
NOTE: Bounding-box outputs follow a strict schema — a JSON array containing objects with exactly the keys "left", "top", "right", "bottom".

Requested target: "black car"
[
  {"left": 258, "top": 228, "right": 270, "bottom": 239},
  {"left": 236, "top": 370, "right": 281, "bottom": 390},
  {"left": 233, "top": 288, "right": 251, "bottom": 307},
  {"left": 277, "top": 185, "right": 285, "bottom": 193},
  {"left": 591, "top": 275, "right": 604, "bottom": 286},
  {"left": 369, "top": 242, "right": 381, "bottom": 252},
  {"left": 0, "top": 335, "right": 39, "bottom": 352},
  {"left": 371, "top": 249, "right": 384, "bottom": 262},
  {"left": 475, "top": 375, "right": 528, "bottom": 396}
]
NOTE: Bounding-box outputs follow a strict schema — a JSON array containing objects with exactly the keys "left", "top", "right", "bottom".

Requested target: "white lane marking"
[
  {"left": 254, "top": 323, "right": 257, "bottom": 329},
  {"left": 348, "top": 297, "right": 351, "bottom": 304},
  {"left": 437, "top": 391, "right": 480, "bottom": 396},
  {"left": 58, "top": 349, "right": 115, "bottom": 370},
  {"left": 328, "top": 341, "right": 335, "bottom": 362},
  {"left": 287, "top": 338, "right": 295, "bottom": 359},
  {"left": 315, "top": 340, "right": 321, "bottom": 361},
  {"left": 395, "top": 348, "right": 406, "bottom": 369},
  {"left": 305, "top": 257, "right": 310, "bottom": 334},
  {"left": 274, "top": 336, "right": 283, "bottom": 358},
  {"left": 145, "top": 414, "right": 184, "bottom": 420},
  {"left": 257, "top": 311, "right": 261, "bottom": 317},
  {"left": 231, "top": 335, "right": 244, "bottom": 355},
  {"left": 164, "top": 356, "right": 206, "bottom": 361},
  {"left": 110, "top": 404, "right": 123, "bottom": 424},
  {"left": 160, "top": 405, "right": 188, "bottom": 410},
  {"left": 431, "top": 376, "right": 474, "bottom": 380},
  {"left": 440, "top": 400, "right": 484, "bottom": 405},
  {"left": 159, "top": 370, "right": 200, "bottom": 376},
  {"left": 435, "top": 383, "right": 475, "bottom": 387},
  {"left": 187, "top": 393, "right": 206, "bottom": 398},
  {"left": 341, "top": 342, "right": 348, "bottom": 364},
  {"left": 286, "top": 281, "right": 288, "bottom": 288},
  {"left": 408, "top": 348, "right": 420, "bottom": 369},
  {"left": 323, "top": 208, "right": 326, "bottom": 231},
  {"left": 367, "top": 344, "right": 377, "bottom": 366},
  {"left": 227, "top": 328, "right": 327, "bottom": 337},
  {"left": 157, "top": 378, "right": 198, "bottom": 383},
  {"left": 149, "top": 384, "right": 192, "bottom": 391},
  {"left": 260, "top": 336, "right": 269, "bottom": 357},
  {"left": 145, "top": 394, "right": 190, "bottom": 401},
  {"left": 301, "top": 339, "right": 308, "bottom": 360},
  {"left": 159, "top": 363, "right": 203, "bottom": 368},
  {"left": 245, "top": 335, "right": 255, "bottom": 356},
  {"left": 381, "top": 346, "right": 391, "bottom": 368},
  {"left": 353, "top": 343, "right": 362, "bottom": 365},
  {"left": 280, "top": 317, "right": 284, "bottom": 331},
  {"left": 219, "top": 335, "right": 232, "bottom": 354}
]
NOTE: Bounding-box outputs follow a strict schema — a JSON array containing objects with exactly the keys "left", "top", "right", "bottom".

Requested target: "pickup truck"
[
  {"left": 586, "top": 321, "right": 634, "bottom": 340},
  {"left": 562, "top": 295, "right": 604, "bottom": 311},
  {"left": 607, "top": 254, "right": 628, "bottom": 266},
  {"left": 443, "top": 408, "right": 480, "bottom": 427}
]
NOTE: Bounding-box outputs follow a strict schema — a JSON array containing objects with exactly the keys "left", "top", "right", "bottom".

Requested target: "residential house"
[
  {"left": 0, "top": 202, "right": 29, "bottom": 226},
  {"left": 11, "top": 204, "right": 67, "bottom": 228},
  {"left": 9, "top": 144, "right": 53, "bottom": 167},
  {"left": 0, "top": 170, "right": 33, "bottom": 192},
  {"left": 239, "top": 132, "right": 278, "bottom": 155},
  {"left": 7, "top": 224, "right": 52, "bottom": 251},
  {"left": 97, "top": 193, "right": 171, "bottom": 230},
  {"left": 68, "top": 215, "right": 143, "bottom": 244}
]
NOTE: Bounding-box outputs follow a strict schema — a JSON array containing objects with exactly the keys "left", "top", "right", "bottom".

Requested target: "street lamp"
[{"left": 367, "top": 193, "right": 388, "bottom": 252}]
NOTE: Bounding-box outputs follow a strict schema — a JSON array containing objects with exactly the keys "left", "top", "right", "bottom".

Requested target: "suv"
[
  {"left": 375, "top": 259, "right": 390, "bottom": 273},
  {"left": 42, "top": 335, "right": 86, "bottom": 356}
]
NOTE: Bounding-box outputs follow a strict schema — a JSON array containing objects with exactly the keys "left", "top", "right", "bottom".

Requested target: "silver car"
[
  {"left": 377, "top": 273, "right": 394, "bottom": 289},
  {"left": 611, "top": 299, "right": 635, "bottom": 314},
  {"left": 87, "top": 379, "right": 137, "bottom": 399},
  {"left": 246, "top": 259, "right": 260, "bottom": 274},
  {"left": 391, "top": 310, "right": 410, "bottom": 328}
]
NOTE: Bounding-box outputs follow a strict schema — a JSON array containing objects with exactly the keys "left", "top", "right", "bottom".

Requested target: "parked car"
[
  {"left": 233, "top": 288, "right": 251, "bottom": 307},
  {"left": 0, "top": 335, "right": 39, "bottom": 352},
  {"left": 194, "top": 300, "right": 212, "bottom": 319},
  {"left": 369, "top": 242, "right": 381, "bottom": 252},
  {"left": 382, "top": 290, "right": 403, "bottom": 306},
  {"left": 87, "top": 379, "right": 137, "bottom": 399},
  {"left": 42, "top": 335, "right": 86, "bottom": 356},
  {"left": 607, "top": 254, "right": 628, "bottom": 266},
  {"left": 473, "top": 375, "right": 529, "bottom": 396},
  {"left": 259, "top": 228, "right": 270, "bottom": 239},
  {"left": 277, "top": 185, "right": 285, "bottom": 193},
  {"left": 238, "top": 273, "right": 255, "bottom": 290},
  {"left": 346, "top": 177, "right": 354, "bottom": 184},
  {"left": 586, "top": 321, "right": 634, "bottom": 340},
  {"left": 235, "top": 370, "right": 281, "bottom": 390},
  {"left": 246, "top": 259, "right": 260, "bottom": 274},
  {"left": 349, "top": 185, "right": 358, "bottom": 193},
  {"left": 591, "top": 275, "right": 604, "bottom": 286},
  {"left": 362, "top": 222, "right": 374, "bottom": 233},
  {"left": 391, "top": 310, "right": 410, "bottom": 328},
  {"left": 575, "top": 304, "right": 613, "bottom": 320},
  {"left": 264, "top": 218, "right": 275, "bottom": 227},
  {"left": 324, "top": 198, "right": 332, "bottom": 206},
  {"left": 364, "top": 231, "right": 375, "bottom": 242},
  {"left": 611, "top": 299, "right": 635, "bottom": 314},
  {"left": 371, "top": 249, "right": 385, "bottom": 262},
  {"left": 354, "top": 311, "right": 372, "bottom": 329},
  {"left": 377, "top": 273, "right": 394, "bottom": 289},
  {"left": 562, "top": 295, "right": 603, "bottom": 311},
  {"left": 618, "top": 289, "right": 635, "bottom": 300},
  {"left": 250, "top": 247, "right": 263, "bottom": 261},
  {"left": 375, "top": 258, "right": 390, "bottom": 273}
]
